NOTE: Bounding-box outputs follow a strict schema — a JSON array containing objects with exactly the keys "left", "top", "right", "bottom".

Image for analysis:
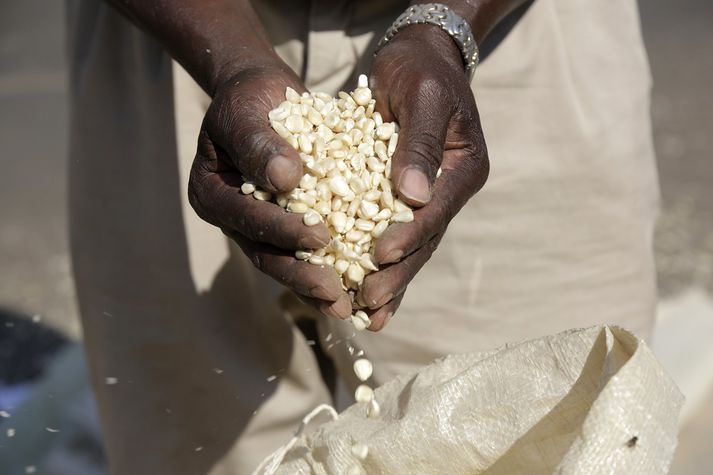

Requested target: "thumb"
[
  {"left": 390, "top": 93, "right": 452, "bottom": 207},
  {"left": 207, "top": 97, "right": 303, "bottom": 193}
]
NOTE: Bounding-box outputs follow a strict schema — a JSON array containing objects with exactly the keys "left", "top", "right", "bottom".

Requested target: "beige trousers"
[{"left": 67, "top": 0, "right": 658, "bottom": 473}]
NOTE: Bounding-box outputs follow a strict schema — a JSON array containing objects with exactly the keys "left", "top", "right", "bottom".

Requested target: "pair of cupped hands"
[{"left": 188, "top": 26, "right": 489, "bottom": 331}]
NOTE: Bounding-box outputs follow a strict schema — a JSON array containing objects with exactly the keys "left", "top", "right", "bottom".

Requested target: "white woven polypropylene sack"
[{"left": 257, "top": 326, "right": 683, "bottom": 475}]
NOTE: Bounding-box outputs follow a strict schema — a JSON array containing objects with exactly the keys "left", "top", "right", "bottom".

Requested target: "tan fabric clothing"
[{"left": 67, "top": 0, "right": 657, "bottom": 473}]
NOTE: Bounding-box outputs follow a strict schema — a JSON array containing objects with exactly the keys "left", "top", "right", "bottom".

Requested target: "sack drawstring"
[{"left": 252, "top": 404, "right": 340, "bottom": 474}]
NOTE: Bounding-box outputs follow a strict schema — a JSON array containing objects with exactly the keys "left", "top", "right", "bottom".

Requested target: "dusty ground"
[{"left": 0, "top": 0, "right": 711, "bottom": 472}]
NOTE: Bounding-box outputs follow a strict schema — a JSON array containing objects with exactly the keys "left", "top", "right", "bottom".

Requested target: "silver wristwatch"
[{"left": 375, "top": 3, "right": 479, "bottom": 81}]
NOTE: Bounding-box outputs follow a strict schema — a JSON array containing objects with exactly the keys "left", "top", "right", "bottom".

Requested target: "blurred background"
[{"left": 1, "top": 0, "right": 712, "bottom": 473}]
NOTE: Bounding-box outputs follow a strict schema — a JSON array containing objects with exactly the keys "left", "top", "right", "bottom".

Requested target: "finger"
[
  {"left": 207, "top": 85, "right": 304, "bottom": 193},
  {"left": 360, "top": 234, "right": 442, "bottom": 310},
  {"left": 230, "top": 231, "right": 346, "bottom": 302},
  {"left": 298, "top": 294, "right": 352, "bottom": 320},
  {"left": 374, "top": 161, "right": 487, "bottom": 265},
  {"left": 365, "top": 293, "right": 405, "bottom": 332},
  {"left": 387, "top": 83, "right": 455, "bottom": 207},
  {"left": 189, "top": 134, "right": 330, "bottom": 250}
]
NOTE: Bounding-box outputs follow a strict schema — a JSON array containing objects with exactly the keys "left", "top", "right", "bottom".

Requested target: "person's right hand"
[{"left": 188, "top": 64, "right": 352, "bottom": 320}]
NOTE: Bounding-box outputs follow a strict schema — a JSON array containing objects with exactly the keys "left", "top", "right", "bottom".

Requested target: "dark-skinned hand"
[
  {"left": 188, "top": 64, "right": 353, "bottom": 320},
  {"left": 358, "top": 25, "right": 490, "bottom": 331}
]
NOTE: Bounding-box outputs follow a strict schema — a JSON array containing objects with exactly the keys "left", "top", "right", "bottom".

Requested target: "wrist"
[
  {"left": 210, "top": 52, "right": 290, "bottom": 95},
  {"left": 387, "top": 24, "right": 464, "bottom": 74}
]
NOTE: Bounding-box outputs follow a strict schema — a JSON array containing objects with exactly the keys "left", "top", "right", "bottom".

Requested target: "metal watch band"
[{"left": 375, "top": 3, "right": 479, "bottom": 81}]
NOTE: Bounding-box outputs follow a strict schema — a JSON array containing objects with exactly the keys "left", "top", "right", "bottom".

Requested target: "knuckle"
[
  {"left": 239, "top": 130, "right": 282, "bottom": 173},
  {"left": 413, "top": 75, "right": 448, "bottom": 103},
  {"left": 187, "top": 159, "right": 211, "bottom": 222},
  {"left": 404, "top": 131, "right": 443, "bottom": 171},
  {"left": 248, "top": 252, "right": 264, "bottom": 272}
]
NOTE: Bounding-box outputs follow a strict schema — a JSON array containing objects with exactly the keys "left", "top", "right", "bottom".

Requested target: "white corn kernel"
[
  {"left": 328, "top": 212, "right": 347, "bottom": 233},
  {"left": 392, "top": 209, "right": 414, "bottom": 223},
  {"left": 308, "top": 255, "right": 324, "bottom": 265},
  {"left": 335, "top": 259, "right": 349, "bottom": 275},
  {"left": 307, "top": 107, "right": 323, "bottom": 126},
  {"left": 351, "top": 310, "right": 371, "bottom": 330},
  {"left": 353, "top": 358, "right": 373, "bottom": 381},
  {"left": 360, "top": 188, "right": 379, "bottom": 203},
  {"left": 331, "top": 197, "right": 344, "bottom": 211},
  {"left": 253, "top": 190, "right": 272, "bottom": 201},
  {"left": 240, "top": 182, "right": 255, "bottom": 194},
  {"left": 295, "top": 250, "right": 311, "bottom": 260},
  {"left": 376, "top": 123, "right": 394, "bottom": 141},
  {"left": 373, "top": 111, "right": 383, "bottom": 126},
  {"left": 372, "top": 220, "right": 389, "bottom": 238},
  {"left": 314, "top": 200, "right": 331, "bottom": 215},
  {"left": 285, "top": 87, "right": 300, "bottom": 103},
  {"left": 329, "top": 176, "right": 350, "bottom": 196},
  {"left": 303, "top": 210, "right": 322, "bottom": 226},
  {"left": 271, "top": 121, "right": 291, "bottom": 139},
  {"left": 299, "top": 173, "right": 317, "bottom": 190},
  {"left": 362, "top": 119, "right": 376, "bottom": 136},
  {"left": 374, "top": 141, "right": 388, "bottom": 161},
  {"left": 316, "top": 181, "right": 332, "bottom": 201},
  {"left": 298, "top": 134, "right": 313, "bottom": 154},
  {"left": 287, "top": 134, "right": 299, "bottom": 150},
  {"left": 366, "top": 101, "right": 375, "bottom": 117},
  {"left": 359, "top": 200, "right": 379, "bottom": 219},
  {"left": 357, "top": 234, "right": 372, "bottom": 247},
  {"left": 355, "top": 218, "right": 375, "bottom": 232},
  {"left": 347, "top": 197, "right": 361, "bottom": 217},
  {"left": 352, "top": 87, "right": 372, "bottom": 106},
  {"left": 344, "top": 216, "right": 356, "bottom": 233},
  {"left": 354, "top": 384, "right": 374, "bottom": 403},
  {"left": 387, "top": 133, "right": 399, "bottom": 156},
  {"left": 351, "top": 442, "right": 369, "bottom": 460},
  {"left": 367, "top": 156, "right": 385, "bottom": 173},
  {"left": 349, "top": 177, "right": 367, "bottom": 194},
  {"left": 394, "top": 199, "right": 410, "bottom": 213},
  {"left": 287, "top": 201, "right": 309, "bottom": 213},
  {"left": 286, "top": 115, "right": 306, "bottom": 133},
  {"left": 346, "top": 229, "right": 364, "bottom": 242},
  {"left": 276, "top": 194, "right": 289, "bottom": 207},
  {"left": 367, "top": 399, "right": 381, "bottom": 418},
  {"left": 268, "top": 106, "right": 290, "bottom": 121},
  {"left": 359, "top": 253, "right": 378, "bottom": 272},
  {"left": 375, "top": 208, "right": 392, "bottom": 221},
  {"left": 297, "top": 192, "right": 316, "bottom": 207},
  {"left": 357, "top": 74, "right": 369, "bottom": 89},
  {"left": 347, "top": 262, "right": 365, "bottom": 284},
  {"left": 324, "top": 112, "right": 340, "bottom": 129}
]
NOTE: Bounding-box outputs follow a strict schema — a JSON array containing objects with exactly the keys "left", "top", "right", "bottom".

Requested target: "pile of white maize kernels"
[
  {"left": 243, "top": 75, "right": 411, "bottom": 470},
  {"left": 241, "top": 74, "right": 414, "bottom": 295}
]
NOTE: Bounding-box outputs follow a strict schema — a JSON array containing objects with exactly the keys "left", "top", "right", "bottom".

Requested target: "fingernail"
[
  {"left": 310, "top": 285, "right": 336, "bottom": 301},
  {"left": 355, "top": 291, "right": 368, "bottom": 308},
  {"left": 398, "top": 166, "right": 431, "bottom": 205},
  {"left": 322, "top": 295, "right": 351, "bottom": 320},
  {"left": 266, "top": 155, "right": 300, "bottom": 191},
  {"left": 299, "top": 232, "right": 329, "bottom": 249},
  {"left": 371, "top": 292, "right": 393, "bottom": 309},
  {"left": 382, "top": 249, "right": 403, "bottom": 264}
]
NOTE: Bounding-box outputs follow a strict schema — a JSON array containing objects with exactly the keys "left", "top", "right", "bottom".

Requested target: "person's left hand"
[{"left": 356, "top": 24, "right": 490, "bottom": 330}]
